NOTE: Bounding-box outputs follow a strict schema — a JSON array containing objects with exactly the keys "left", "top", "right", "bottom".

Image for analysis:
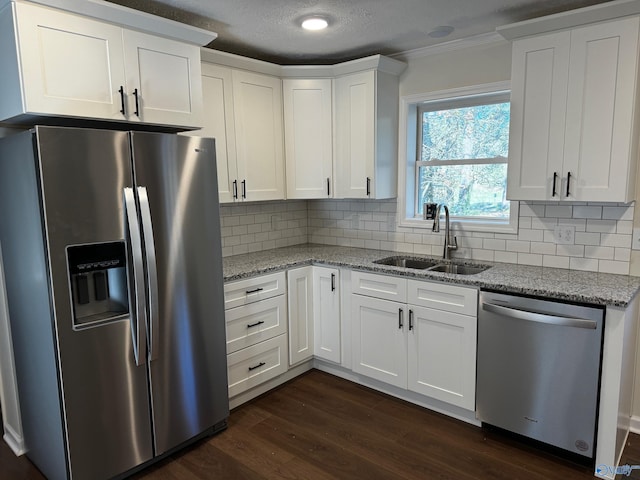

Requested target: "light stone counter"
[{"left": 223, "top": 244, "right": 640, "bottom": 307}]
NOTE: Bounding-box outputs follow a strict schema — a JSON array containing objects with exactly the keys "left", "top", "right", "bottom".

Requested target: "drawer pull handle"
[
  {"left": 246, "top": 288, "right": 264, "bottom": 294},
  {"left": 248, "top": 362, "right": 266, "bottom": 371},
  {"left": 247, "top": 321, "right": 265, "bottom": 328}
]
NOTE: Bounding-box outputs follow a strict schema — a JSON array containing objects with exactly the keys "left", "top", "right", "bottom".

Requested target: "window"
[{"left": 399, "top": 82, "right": 518, "bottom": 233}]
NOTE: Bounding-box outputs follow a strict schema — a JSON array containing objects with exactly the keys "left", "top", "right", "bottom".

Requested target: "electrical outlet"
[{"left": 554, "top": 225, "right": 575, "bottom": 245}]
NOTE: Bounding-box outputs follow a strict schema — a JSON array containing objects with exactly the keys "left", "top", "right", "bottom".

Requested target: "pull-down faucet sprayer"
[{"left": 432, "top": 204, "right": 458, "bottom": 260}]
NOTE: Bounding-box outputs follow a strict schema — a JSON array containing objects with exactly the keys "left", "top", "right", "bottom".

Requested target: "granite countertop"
[{"left": 222, "top": 244, "right": 640, "bottom": 307}]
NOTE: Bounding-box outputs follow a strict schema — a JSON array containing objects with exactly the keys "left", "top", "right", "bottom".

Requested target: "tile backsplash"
[
  {"left": 221, "top": 198, "right": 634, "bottom": 275},
  {"left": 220, "top": 200, "right": 307, "bottom": 257}
]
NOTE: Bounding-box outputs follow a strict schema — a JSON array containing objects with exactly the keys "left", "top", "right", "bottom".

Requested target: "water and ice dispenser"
[{"left": 67, "top": 242, "right": 129, "bottom": 327}]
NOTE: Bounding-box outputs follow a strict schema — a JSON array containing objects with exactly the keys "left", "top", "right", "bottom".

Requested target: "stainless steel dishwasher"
[{"left": 476, "top": 290, "right": 604, "bottom": 459}]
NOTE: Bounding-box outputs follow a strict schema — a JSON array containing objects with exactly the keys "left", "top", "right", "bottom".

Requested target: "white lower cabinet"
[
  {"left": 224, "top": 272, "right": 288, "bottom": 398},
  {"left": 352, "top": 294, "right": 407, "bottom": 388},
  {"left": 227, "top": 334, "right": 288, "bottom": 398},
  {"left": 313, "top": 266, "right": 341, "bottom": 364},
  {"left": 287, "top": 267, "right": 314, "bottom": 365},
  {"left": 351, "top": 271, "right": 478, "bottom": 411}
]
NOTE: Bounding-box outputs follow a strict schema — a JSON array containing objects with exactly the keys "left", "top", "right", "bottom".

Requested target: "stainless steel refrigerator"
[{"left": 0, "top": 126, "right": 229, "bottom": 479}]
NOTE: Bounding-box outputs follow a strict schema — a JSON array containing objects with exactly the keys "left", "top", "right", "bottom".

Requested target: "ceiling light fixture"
[
  {"left": 428, "top": 25, "right": 455, "bottom": 38},
  {"left": 301, "top": 17, "right": 328, "bottom": 31}
]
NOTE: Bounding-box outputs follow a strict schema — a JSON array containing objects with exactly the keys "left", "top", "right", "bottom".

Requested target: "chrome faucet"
[{"left": 432, "top": 204, "right": 458, "bottom": 260}]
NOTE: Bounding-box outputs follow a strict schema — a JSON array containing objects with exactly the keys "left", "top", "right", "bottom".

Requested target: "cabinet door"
[
  {"left": 407, "top": 306, "right": 476, "bottom": 411},
  {"left": 313, "top": 266, "right": 341, "bottom": 364},
  {"left": 232, "top": 70, "right": 285, "bottom": 201},
  {"left": 563, "top": 17, "right": 640, "bottom": 202},
  {"left": 351, "top": 295, "right": 407, "bottom": 388},
  {"left": 123, "top": 30, "right": 203, "bottom": 128},
  {"left": 334, "top": 71, "right": 375, "bottom": 198},
  {"left": 14, "top": 2, "right": 127, "bottom": 121},
  {"left": 196, "top": 63, "right": 238, "bottom": 203},
  {"left": 507, "top": 31, "right": 570, "bottom": 201},
  {"left": 283, "top": 78, "right": 333, "bottom": 199},
  {"left": 288, "top": 267, "right": 314, "bottom": 365}
]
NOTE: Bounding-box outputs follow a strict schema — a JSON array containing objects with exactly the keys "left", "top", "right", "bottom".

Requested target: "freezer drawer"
[{"left": 476, "top": 291, "right": 604, "bottom": 458}]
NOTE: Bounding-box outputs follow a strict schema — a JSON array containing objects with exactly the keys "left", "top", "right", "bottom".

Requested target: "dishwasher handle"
[{"left": 482, "top": 302, "right": 598, "bottom": 329}]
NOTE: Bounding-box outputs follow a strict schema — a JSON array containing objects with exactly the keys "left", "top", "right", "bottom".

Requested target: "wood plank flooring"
[{"left": 3, "top": 369, "right": 640, "bottom": 479}]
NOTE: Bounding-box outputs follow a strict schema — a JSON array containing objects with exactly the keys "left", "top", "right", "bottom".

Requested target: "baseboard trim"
[
  {"left": 630, "top": 415, "right": 640, "bottom": 435},
  {"left": 3, "top": 424, "right": 26, "bottom": 456}
]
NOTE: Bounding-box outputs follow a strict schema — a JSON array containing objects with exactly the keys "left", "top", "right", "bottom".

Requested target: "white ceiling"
[{"left": 106, "top": 0, "right": 613, "bottom": 64}]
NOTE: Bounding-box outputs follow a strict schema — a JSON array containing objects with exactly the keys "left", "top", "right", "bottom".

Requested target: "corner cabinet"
[
  {"left": 334, "top": 67, "right": 402, "bottom": 199},
  {"left": 312, "top": 266, "right": 341, "bottom": 364},
  {"left": 0, "top": 1, "right": 207, "bottom": 130},
  {"left": 283, "top": 78, "right": 334, "bottom": 199},
  {"left": 287, "top": 267, "right": 314, "bottom": 365},
  {"left": 507, "top": 16, "right": 640, "bottom": 202}
]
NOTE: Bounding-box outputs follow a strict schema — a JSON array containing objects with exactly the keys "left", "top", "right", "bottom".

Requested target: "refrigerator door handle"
[
  {"left": 123, "top": 187, "right": 147, "bottom": 366},
  {"left": 137, "top": 186, "right": 160, "bottom": 362}
]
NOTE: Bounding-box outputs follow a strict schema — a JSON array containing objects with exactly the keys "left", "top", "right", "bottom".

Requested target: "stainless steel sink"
[
  {"left": 428, "top": 263, "right": 489, "bottom": 275},
  {"left": 373, "top": 256, "right": 439, "bottom": 269}
]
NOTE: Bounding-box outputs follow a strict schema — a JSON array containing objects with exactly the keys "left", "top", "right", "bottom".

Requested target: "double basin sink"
[{"left": 374, "top": 256, "right": 490, "bottom": 275}]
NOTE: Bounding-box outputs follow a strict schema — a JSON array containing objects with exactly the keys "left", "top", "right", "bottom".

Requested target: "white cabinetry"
[
  {"left": 287, "top": 267, "right": 314, "bottom": 365},
  {"left": 198, "top": 63, "right": 237, "bottom": 203},
  {"left": 198, "top": 62, "right": 285, "bottom": 202},
  {"left": 351, "top": 271, "right": 477, "bottom": 410},
  {"left": 334, "top": 68, "right": 401, "bottom": 199},
  {"left": 0, "top": 1, "right": 206, "bottom": 129},
  {"left": 283, "top": 78, "right": 333, "bottom": 199},
  {"left": 232, "top": 70, "right": 285, "bottom": 201},
  {"left": 313, "top": 266, "right": 341, "bottom": 364},
  {"left": 507, "top": 16, "right": 640, "bottom": 202},
  {"left": 224, "top": 272, "right": 288, "bottom": 398}
]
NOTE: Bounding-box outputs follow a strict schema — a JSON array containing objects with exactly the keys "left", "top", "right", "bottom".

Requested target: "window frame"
[{"left": 398, "top": 81, "right": 519, "bottom": 233}]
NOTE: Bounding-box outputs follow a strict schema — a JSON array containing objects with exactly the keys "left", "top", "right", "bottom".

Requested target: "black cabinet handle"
[
  {"left": 566, "top": 171, "right": 571, "bottom": 197},
  {"left": 232, "top": 180, "right": 238, "bottom": 199},
  {"left": 366, "top": 177, "right": 371, "bottom": 197},
  {"left": 331, "top": 273, "right": 336, "bottom": 292},
  {"left": 552, "top": 172, "right": 558, "bottom": 197},
  {"left": 248, "top": 362, "right": 266, "bottom": 371},
  {"left": 118, "top": 86, "right": 126, "bottom": 115},
  {"left": 327, "top": 178, "right": 330, "bottom": 197},
  {"left": 133, "top": 88, "right": 140, "bottom": 117},
  {"left": 241, "top": 180, "right": 247, "bottom": 199},
  {"left": 246, "top": 287, "right": 263, "bottom": 294},
  {"left": 409, "top": 310, "right": 414, "bottom": 331},
  {"left": 398, "top": 308, "right": 403, "bottom": 329},
  {"left": 247, "top": 320, "right": 265, "bottom": 328}
]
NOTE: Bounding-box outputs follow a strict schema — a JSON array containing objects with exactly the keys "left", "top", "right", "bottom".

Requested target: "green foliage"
[{"left": 419, "top": 102, "right": 510, "bottom": 219}]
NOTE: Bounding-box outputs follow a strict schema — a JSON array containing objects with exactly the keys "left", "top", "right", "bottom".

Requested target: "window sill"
[{"left": 399, "top": 217, "right": 519, "bottom": 234}]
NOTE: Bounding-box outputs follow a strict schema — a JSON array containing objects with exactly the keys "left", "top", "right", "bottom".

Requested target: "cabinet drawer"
[
  {"left": 227, "top": 334, "right": 288, "bottom": 398},
  {"left": 224, "top": 272, "right": 286, "bottom": 309},
  {"left": 351, "top": 271, "right": 407, "bottom": 302},
  {"left": 407, "top": 279, "right": 478, "bottom": 316},
  {"left": 225, "top": 295, "right": 287, "bottom": 354}
]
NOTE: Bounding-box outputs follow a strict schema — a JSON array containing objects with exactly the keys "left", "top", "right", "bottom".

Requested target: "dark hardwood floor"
[{"left": 3, "top": 369, "right": 640, "bottom": 479}]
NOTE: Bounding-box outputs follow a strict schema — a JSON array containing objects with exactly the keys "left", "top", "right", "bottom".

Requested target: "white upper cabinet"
[
  {"left": 283, "top": 78, "right": 333, "bottom": 199},
  {"left": 232, "top": 70, "right": 286, "bottom": 201},
  {"left": 0, "top": 1, "right": 210, "bottom": 130},
  {"left": 6, "top": 2, "right": 127, "bottom": 122},
  {"left": 122, "top": 30, "right": 203, "bottom": 128},
  {"left": 197, "top": 63, "right": 285, "bottom": 202},
  {"left": 334, "top": 69, "right": 400, "bottom": 199},
  {"left": 507, "top": 16, "right": 640, "bottom": 202},
  {"left": 196, "top": 63, "right": 238, "bottom": 203}
]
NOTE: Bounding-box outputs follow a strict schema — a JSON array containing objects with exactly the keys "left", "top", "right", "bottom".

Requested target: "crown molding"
[{"left": 390, "top": 32, "right": 508, "bottom": 62}]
